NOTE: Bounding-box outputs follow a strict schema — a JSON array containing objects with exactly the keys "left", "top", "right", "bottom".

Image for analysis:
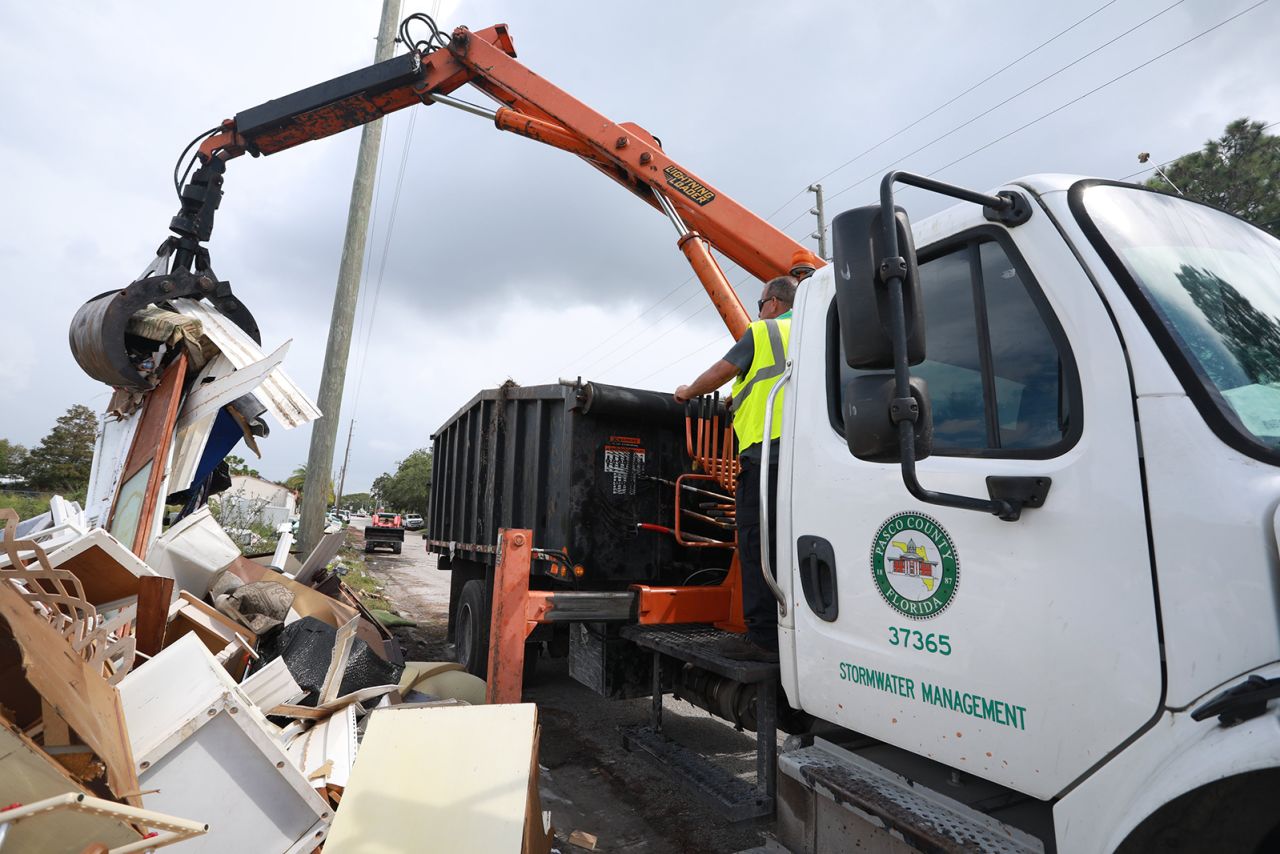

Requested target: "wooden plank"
[
  {"left": 134, "top": 575, "right": 174, "bottom": 662},
  {"left": 324, "top": 704, "right": 538, "bottom": 853},
  {"left": 40, "top": 699, "right": 70, "bottom": 748}
]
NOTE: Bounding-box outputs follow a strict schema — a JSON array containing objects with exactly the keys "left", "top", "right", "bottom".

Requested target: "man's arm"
[{"left": 674, "top": 359, "right": 739, "bottom": 403}]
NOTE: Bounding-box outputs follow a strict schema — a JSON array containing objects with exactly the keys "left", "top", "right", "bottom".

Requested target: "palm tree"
[{"left": 284, "top": 464, "right": 335, "bottom": 504}]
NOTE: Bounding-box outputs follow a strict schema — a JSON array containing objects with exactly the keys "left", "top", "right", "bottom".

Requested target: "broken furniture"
[
  {"left": 117, "top": 633, "right": 332, "bottom": 853},
  {"left": 619, "top": 623, "right": 778, "bottom": 822},
  {"left": 0, "top": 792, "right": 208, "bottom": 853},
  {"left": 146, "top": 506, "right": 241, "bottom": 600},
  {"left": 250, "top": 616, "right": 401, "bottom": 716},
  {"left": 41, "top": 528, "right": 160, "bottom": 612},
  {"left": 108, "top": 353, "right": 188, "bottom": 560},
  {"left": 0, "top": 510, "right": 143, "bottom": 807},
  {"left": 398, "top": 661, "right": 486, "bottom": 706},
  {"left": 164, "top": 591, "right": 258, "bottom": 680}
]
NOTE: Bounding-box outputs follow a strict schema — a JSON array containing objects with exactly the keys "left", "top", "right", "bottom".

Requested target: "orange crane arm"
[{"left": 182, "top": 22, "right": 823, "bottom": 339}]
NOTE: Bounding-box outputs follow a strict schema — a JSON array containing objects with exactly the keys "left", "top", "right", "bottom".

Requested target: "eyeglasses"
[{"left": 757, "top": 296, "right": 776, "bottom": 311}]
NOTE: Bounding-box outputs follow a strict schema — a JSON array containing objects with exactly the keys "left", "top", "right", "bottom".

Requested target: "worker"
[{"left": 674, "top": 275, "right": 795, "bottom": 662}]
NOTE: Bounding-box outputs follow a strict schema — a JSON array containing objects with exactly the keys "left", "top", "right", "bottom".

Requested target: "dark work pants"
[{"left": 735, "top": 451, "right": 780, "bottom": 651}]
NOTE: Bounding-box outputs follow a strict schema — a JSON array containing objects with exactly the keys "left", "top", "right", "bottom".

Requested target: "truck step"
[{"left": 778, "top": 739, "right": 1043, "bottom": 854}]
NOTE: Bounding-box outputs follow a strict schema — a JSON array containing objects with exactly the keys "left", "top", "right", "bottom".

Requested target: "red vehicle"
[{"left": 363, "top": 511, "right": 404, "bottom": 555}]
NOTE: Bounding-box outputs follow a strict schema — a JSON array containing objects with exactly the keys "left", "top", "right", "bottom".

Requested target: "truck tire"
[
  {"left": 454, "top": 579, "right": 489, "bottom": 678},
  {"left": 393, "top": 543, "right": 402, "bottom": 555},
  {"left": 364, "top": 542, "right": 373, "bottom": 553}
]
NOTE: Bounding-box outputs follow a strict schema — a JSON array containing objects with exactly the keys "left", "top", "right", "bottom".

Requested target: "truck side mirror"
[
  {"left": 830, "top": 205, "right": 925, "bottom": 369},
  {"left": 842, "top": 375, "right": 933, "bottom": 462}
]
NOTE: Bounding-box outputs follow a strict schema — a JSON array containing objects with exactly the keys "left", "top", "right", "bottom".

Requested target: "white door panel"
[{"left": 786, "top": 216, "right": 1161, "bottom": 799}]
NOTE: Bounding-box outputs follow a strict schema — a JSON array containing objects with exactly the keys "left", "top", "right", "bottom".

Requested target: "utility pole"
[
  {"left": 336, "top": 419, "right": 355, "bottom": 510},
  {"left": 808, "top": 183, "right": 828, "bottom": 261},
  {"left": 299, "top": 0, "right": 402, "bottom": 553}
]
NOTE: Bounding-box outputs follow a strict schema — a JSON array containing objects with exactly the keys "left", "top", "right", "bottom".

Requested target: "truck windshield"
[{"left": 1077, "top": 184, "right": 1280, "bottom": 456}]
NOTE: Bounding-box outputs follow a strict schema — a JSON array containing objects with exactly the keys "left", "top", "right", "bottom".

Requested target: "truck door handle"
[{"left": 796, "top": 535, "right": 838, "bottom": 622}]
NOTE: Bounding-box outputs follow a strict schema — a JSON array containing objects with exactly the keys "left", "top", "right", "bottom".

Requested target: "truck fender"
[{"left": 1054, "top": 662, "right": 1280, "bottom": 853}]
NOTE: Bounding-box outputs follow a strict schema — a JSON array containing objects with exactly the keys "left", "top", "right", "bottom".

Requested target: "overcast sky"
[{"left": 2, "top": 0, "right": 1277, "bottom": 494}]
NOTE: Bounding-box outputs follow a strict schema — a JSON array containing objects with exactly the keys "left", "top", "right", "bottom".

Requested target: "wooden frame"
[{"left": 108, "top": 353, "right": 188, "bottom": 560}]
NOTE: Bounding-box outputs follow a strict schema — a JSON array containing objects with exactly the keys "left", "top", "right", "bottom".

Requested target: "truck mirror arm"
[{"left": 878, "top": 171, "right": 1043, "bottom": 522}]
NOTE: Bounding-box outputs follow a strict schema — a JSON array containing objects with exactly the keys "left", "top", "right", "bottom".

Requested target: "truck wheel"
[
  {"left": 454, "top": 580, "right": 489, "bottom": 678},
  {"left": 364, "top": 543, "right": 372, "bottom": 553},
  {"left": 393, "top": 543, "right": 402, "bottom": 555}
]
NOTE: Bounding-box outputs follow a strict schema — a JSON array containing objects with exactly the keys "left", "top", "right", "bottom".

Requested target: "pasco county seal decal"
[{"left": 870, "top": 512, "right": 959, "bottom": 619}]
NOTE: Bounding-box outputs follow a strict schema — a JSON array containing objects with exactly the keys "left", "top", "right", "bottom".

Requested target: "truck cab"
[{"left": 776, "top": 176, "right": 1280, "bottom": 852}]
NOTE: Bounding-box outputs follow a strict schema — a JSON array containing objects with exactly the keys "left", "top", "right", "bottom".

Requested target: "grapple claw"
[{"left": 68, "top": 268, "right": 259, "bottom": 389}]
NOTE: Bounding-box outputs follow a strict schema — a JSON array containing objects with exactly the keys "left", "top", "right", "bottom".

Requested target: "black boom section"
[{"left": 235, "top": 53, "right": 424, "bottom": 156}]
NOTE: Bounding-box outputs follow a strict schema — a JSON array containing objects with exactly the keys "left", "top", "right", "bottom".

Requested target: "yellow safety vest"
[{"left": 730, "top": 316, "right": 791, "bottom": 454}]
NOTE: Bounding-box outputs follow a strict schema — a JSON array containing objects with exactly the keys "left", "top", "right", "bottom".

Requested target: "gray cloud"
[{"left": 3, "top": 0, "right": 1277, "bottom": 493}]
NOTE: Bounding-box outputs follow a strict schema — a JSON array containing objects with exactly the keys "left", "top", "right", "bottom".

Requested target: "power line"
[
  {"left": 351, "top": 106, "right": 420, "bottom": 415},
  {"left": 572, "top": 256, "right": 746, "bottom": 375},
  {"left": 574, "top": 288, "right": 704, "bottom": 374},
  {"left": 918, "top": 0, "right": 1272, "bottom": 184},
  {"left": 805, "top": 0, "right": 1192, "bottom": 216},
  {"left": 592, "top": 267, "right": 756, "bottom": 380},
  {"left": 1118, "top": 119, "right": 1280, "bottom": 181},
  {"left": 634, "top": 333, "right": 728, "bottom": 385},
  {"left": 779, "top": 0, "right": 1120, "bottom": 220},
  {"left": 348, "top": 105, "right": 395, "bottom": 406},
  {"left": 556, "top": 274, "right": 695, "bottom": 372},
  {"left": 569, "top": 2, "right": 1129, "bottom": 370}
]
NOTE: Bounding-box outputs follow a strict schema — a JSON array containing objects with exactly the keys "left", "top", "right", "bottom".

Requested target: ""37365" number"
[{"left": 888, "top": 627, "right": 951, "bottom": 655}]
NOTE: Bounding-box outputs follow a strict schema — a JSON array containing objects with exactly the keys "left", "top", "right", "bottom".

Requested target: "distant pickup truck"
[
  {"left": 363, "top": 512, "right": 404, "bottom": 554},
  {"left": 402, "top": 513, "right": 424, "bottom": 531}
]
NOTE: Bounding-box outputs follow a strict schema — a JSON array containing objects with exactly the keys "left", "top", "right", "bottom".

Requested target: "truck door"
[{"left": 783, "top": 212, "right": 1162, "bottom": 799}]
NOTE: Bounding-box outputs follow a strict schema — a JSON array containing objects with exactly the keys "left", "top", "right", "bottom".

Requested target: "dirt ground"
[{"left": 349, "top": 519, "right": 786, "bottom": 854}]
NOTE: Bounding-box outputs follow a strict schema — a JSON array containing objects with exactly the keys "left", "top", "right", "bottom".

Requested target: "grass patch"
[{"left": 368, "top": 608, "right": 417, "bottom": 628}]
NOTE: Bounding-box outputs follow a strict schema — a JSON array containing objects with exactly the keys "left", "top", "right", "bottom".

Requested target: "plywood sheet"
[{"left": 324, "top": 704, "right": 538, "bottom": 853}]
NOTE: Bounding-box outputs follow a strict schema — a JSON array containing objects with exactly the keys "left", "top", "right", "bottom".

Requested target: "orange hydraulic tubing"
[
  {"left": 678, "top": 232, "right": 749, "bottom": 338},
  {"left": 493, "top": 108, "right": 598, "bottom": 161}
]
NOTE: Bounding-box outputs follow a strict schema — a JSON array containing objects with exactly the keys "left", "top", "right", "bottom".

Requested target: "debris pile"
[{"left": 1, "top": 283, "right": 552, "bottom": 851}]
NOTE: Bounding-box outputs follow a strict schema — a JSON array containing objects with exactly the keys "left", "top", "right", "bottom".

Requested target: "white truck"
[{"left": 769, "top": 172, "right": 1280, "bottom": 852}]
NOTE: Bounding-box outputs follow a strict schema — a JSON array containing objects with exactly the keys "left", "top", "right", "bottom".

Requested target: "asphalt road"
[{"left": 349, "top": 516, "right": 783, "bottom": 854}]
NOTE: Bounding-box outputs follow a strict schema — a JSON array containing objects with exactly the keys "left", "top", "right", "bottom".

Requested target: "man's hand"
[{"left": 674, "top": 359, "right": 738, "bottom": 405}]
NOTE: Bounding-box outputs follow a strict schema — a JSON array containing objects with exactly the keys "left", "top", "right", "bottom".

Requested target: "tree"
[
  {"left": 225, "top": 454, "right": 260, "bottom": 478},
  {"left": 372, "top": 449, "right": 432, "bottom": 514},
  {"left": 285, "top": 464, "right": 334, "bottom": 505},
  {"left": 339, "top": 492, "right": 372, "bottom": 511},
  {"left": 1146, "top": 118, "right": 1280, "bottom": 237},
  {"left": 0, "top": 439, "right": 27, "bottom": 478},
  {"left": 24, "top": 405, "right": 98, "bottom": 492}
]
